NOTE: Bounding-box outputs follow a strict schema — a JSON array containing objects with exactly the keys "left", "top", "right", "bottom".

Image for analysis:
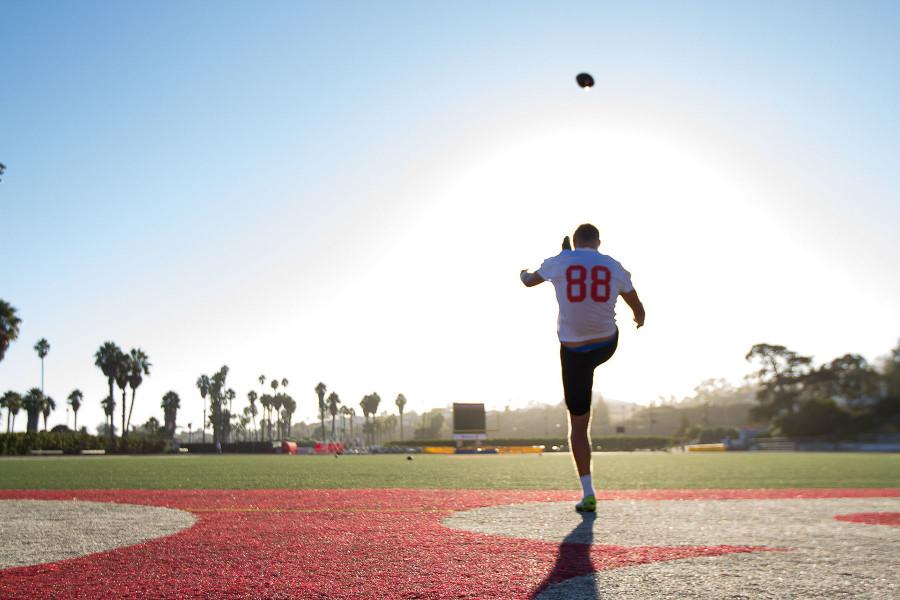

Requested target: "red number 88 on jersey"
[{"left": 565, "top": 265, "right": 611, "bottom": 302}]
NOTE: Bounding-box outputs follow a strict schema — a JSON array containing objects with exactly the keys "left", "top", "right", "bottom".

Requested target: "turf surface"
[{"left": 1, "top": 452, "right": 898, "bottom": 490}]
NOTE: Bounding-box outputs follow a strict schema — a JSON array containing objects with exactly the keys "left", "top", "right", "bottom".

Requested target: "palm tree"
[
  {"left": 225, "top": 388, "right": 236, "bottom": 442},
  {"left": 33, "top": 338, "right": 50, "bottom": 395},
  {"left": 327, "top": 392, "right": 341, "bottom": 442},
  {"left": 271, "top": 393, "right": 283, "bottom": 440},
  {"left": 161, "top": 391, "right": 180, "bottom": 438},
  {"left": 67, "top": 389, "right": 83, "bottom": 431},
  {"left": 196, "top": 375, "right": 210, "bottom": 443},
  {"left": 247, "top": 391, "right": 258, "bottom": 441},
  {"left": 208, "top": 366, "right": 229, "bottom": 446},
  {"left": 0, "top": 300, "right": 22, "bottom": 363},
  {"left": 360, "top": 393, "right": 381, "bottom": 446},
  {"left": 315, "top": 382, "right": 327, "bottom": 442},
  {"left": 281, "top": 378, "right": 288, "bottom": 391},
  {"left": 125, "top": 348, "right": 151, "bottom": 434},
  {"left": 259, "top": 394, "right": 272, "bottom": 441},
  {"left": 100, "top": 395, "right": 115, "bottom": 438},
  {"left": 281, "top": 394, "right": 296, "bottom": 439},
  {"left": 348, "top": 406, "right": 356, "bottom": 443},
  {"left": 395, "top": 394, "right": 407, "bottom": 442},
  {"left": 40, "top": 395, "right": 55, "bottom": 431},
  {"left": 339, "top": 405, "right": 351, "bottom": 442},
  {"left": 384, "top": 414, "right": 399, "bottom": 442},
  {"left": 22, "top": 388, "right": 43, "bottom": 433},
  {"left": 94, "top": 341, "right": 124, "bottom": 435},
  {"left": 270, "top": 378, "right": 279, "bottom": 396},
  {"left": 115, "top": 352, "right": 132, "bottom": 439},
  {"left": 2, "top": 391, "right": 22, "bottom": 433}
]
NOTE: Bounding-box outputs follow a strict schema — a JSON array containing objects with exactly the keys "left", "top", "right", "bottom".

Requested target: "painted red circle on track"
[
  {"left": 0, "top": 488, "right": 897, "bottom": 599},
  {"left": 834, "top": 512, "right": 900, "bottom": 527}
]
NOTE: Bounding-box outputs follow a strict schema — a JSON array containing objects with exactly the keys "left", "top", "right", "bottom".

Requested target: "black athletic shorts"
[{"left": 560, "top": 330, "right": 619, "bottom": 416}]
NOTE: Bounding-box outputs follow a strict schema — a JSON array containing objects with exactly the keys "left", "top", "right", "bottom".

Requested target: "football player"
[{"left": 520, "top": 224, "right": 645, "bottom": 512}]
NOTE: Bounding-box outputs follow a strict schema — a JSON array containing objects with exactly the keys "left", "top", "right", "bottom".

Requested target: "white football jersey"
[{"left": 537, "top": 248, "right": 634, "bottom": 343}]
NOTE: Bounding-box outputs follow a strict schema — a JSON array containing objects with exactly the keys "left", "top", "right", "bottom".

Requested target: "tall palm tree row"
[
  {"left": 395, "top": 393, "right": 407, "bottom": 442},
  {"left": 1, "top": 391, "right": 22, "bottom": 433},
  {"left": 33, "top": 338, "right": 50, "bottom": 396},
  {"left": 0, "top": 300, "right": 21, "bottom": 363},
  {"left": 67, "top": 390, "right": 83, "bottom": 431}
]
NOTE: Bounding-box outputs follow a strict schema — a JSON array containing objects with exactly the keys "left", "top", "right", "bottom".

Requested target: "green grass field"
[{"left": 1, "top": 452, "right": 898, "bottom": 490}]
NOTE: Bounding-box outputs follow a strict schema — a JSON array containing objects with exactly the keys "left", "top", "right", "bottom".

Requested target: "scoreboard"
[{"left": 452, "top": 403, "right": 486, "bottom": 436}]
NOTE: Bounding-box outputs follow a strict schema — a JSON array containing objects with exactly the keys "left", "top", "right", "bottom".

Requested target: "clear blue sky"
[{"left": 2, "top": 1, "right": 899, "bottom": 433}]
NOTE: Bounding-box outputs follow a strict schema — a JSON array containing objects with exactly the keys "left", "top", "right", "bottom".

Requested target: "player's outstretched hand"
[
  {"left": 634, "top": 315, "right": 645, "bottom": 329},
  {"left": 562, "top": 236, "right": 572, "bottom": 251},
  {"left": 520, "top": 269, "right": 530, "bottom": 284}
]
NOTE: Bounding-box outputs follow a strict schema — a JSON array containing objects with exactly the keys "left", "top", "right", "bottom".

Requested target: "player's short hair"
[{"left": 573, "top": 223, "right": 600, "bottom": 246}]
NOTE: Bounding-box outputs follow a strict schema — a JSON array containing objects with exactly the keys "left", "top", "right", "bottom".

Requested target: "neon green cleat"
[{"left": 575, "top": 495, "right": 596, "bottom": 513}]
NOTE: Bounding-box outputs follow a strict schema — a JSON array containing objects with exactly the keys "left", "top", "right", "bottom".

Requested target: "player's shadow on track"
[{"left": 529, "top": 512, "right": 598, "bottom": 599}]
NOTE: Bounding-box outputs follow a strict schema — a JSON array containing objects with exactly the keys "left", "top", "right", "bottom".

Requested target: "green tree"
[
  {"left": 33, "top": 338, "right": 50, "bottom": 395},
  {"left": 114, "top": 352, "right": 133, "bottom": 439},
  {"left": 259, "top": 394, "right": 273, "bottom": 441},
  {"left": 161, "top": 391, "right": 180, "bottom": 438},
  {"left": 806, "top": 354, "right": 881, "bottom": 410},
  {"left": 2, "top": 391, "right": 22, "bottom": 433},
  {"left": 22, "top": 387, "right": 43, "bottom": 432},
  {"left": 100, "top": 395, "right": 115, "bottom": 438},
  {"left": 40, "top": 395, "right": 55, "bottom": 431},
  {"left": 745, "top": 343, "right": 812, "bottom": 420},
  {"left": 327, "top": 392, "right": 341, "bottom": 442},
  {"left": 94, "top": 342, "right": 125, "bottom": 436},
  {"left": 383, "top": 414, "right": 398, "bottom": 441},
  {"left": 208, "top": 366, "right": 229, "bottom": 445},
  {"left": 0, "top": 300, "right": 22, "bottom": 363},
  {"left": 776, "top": 397, "right": 849, "bottom": 438},
  {"left": 270, "top": 393, "right": 283, "bottom": 440},
  {"left": 67, "top": 389, "right": 83, "bottom": 431},
  {"left": 339, "top": 405, "right": 351, "bottom": 441},
  {"left": 196, "top": 375, "right": 210, "bottom": 443},
  {"left": 125, "top": 348, "right": 152, "bottom": 434},
  {"left": 225, "top": 388, "right": 236, "bottom": 442},
  {"left": 360, "top": 392, "right": 381, "bottom": 445},
  {"left": 395, "top": 394, "right": 407, "bottom": 442},
  {"left": 346, "top": 406, "right": 356, "bottom": 443},
  {"left": 281, "top": 394, "right": 296, "bottom": 439},
  {"left": 247, "top": 391, "right": 259, "bottom": 441},
  {"left": 315, "top": 382, "right": 327, "bottom": 441}
]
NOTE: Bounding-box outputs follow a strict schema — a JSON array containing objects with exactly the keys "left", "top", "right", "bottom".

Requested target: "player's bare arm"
[
  {"left": 519, "top": 270, "right": 544, "bottom": 287},
  {"left": 621, "top": 289, "right": 645, "bottom": 328}
]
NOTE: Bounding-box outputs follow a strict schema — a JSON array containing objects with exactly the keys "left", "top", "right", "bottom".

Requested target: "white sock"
[{"left": 579, "top": 473, "right": 595, "bottom": 498}]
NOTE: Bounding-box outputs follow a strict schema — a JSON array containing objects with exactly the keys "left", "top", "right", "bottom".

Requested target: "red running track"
[{"left": 0, "top": 488, "right": 897, "bottom": 599}]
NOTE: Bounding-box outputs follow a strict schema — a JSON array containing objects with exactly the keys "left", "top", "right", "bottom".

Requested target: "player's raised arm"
[
  {"left": 519, "top": 269, "right": 544, "bottom": 287},
  {"left": 621, "top": 289, "right": 645, "bottom": 328}
]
